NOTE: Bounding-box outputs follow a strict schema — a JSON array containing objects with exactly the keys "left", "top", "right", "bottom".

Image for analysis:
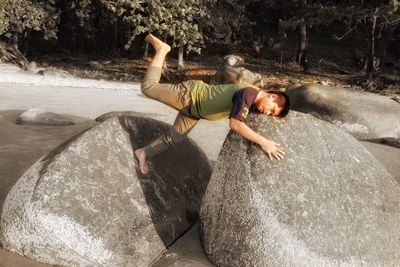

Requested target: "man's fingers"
[
  {"left": 264, "top": 143, "right": 285, "bottom": 160},
  {"left": 275, "top": 151, "right": 285, "bottom": 160},
  {"left": 267, "top": 149, "right": 285, "bottom": 160},
  {"left": 276, "top": 148, "right": 285, "bottom": 155},
  {"left": 267, "top": 151, "right": 283, "bottom": 160},
  {"left": 273, "top": 153, "right": 281, "bottom": 160}
]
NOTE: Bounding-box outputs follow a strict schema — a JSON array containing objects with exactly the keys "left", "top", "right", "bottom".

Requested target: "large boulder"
[
  {"left": 287, "top": 85, "right": 400, "bottom": 139},
  {"left": 0, "top": 110, "right": 93, "bottom": 210},
  {"left": 0, "top": 115, "right": 212, "bottom": 267},
  {"left": 360, "top": 141, "right": 400, "bottom": 184},
  {"left": 95, "top": 111, "right": 162, "bottom": 122},
  {"left": 200, "top": 111, "right": 400, "bottom": 267}
]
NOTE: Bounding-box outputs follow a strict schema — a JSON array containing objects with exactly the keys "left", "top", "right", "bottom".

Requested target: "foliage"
[
  {"left": 0, "top": 0, "right": 7, "bottom": 35},
  {"left": 56, "top": 0, "right": 123, "bottom": 52},
  {"left": 120, "top": 0, "right": 207, "bottom": 53},
  {"left": 0, "top": 0, "right": 255, "bottom": 55},
  {"left": 278, "top": 1, "right": 339, "bottom": 30},
  {"left": 330, "top": 0, "right": 400, "bottom": 75},
  {"left": 0, "top": 0, "right": 399, "bottom": 79},
  {"left": 1, "top": 0, "right": 59, "bottom": 43},
  {"left": 332, "top": 0, "right": 400, "bottom": 39},
  {"left": 199, "top": 0, "right": 253, "bottom": 49}
]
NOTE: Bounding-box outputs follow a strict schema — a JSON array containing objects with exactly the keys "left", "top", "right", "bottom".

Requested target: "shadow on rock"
[
  {"left": 118, "top": 116, "right": 212, "bottom": 246},
  {"left": 288, "top": 85, "right": 400, "bottom": 139},
  {"left": 0, "top": 114, "right": 212, "bottom": 267}
]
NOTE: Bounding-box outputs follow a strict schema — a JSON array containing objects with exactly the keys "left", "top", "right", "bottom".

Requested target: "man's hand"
[
  {"left": 260, "top": 138, "right": 285, "bottom": 160},
  {"left": 229, "top": 118, "right": 285, "bottom": 160}
]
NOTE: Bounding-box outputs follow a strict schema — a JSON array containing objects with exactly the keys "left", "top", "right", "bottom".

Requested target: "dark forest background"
[{"left": 0, "top": 0, "right": 399, "bottom": 85}]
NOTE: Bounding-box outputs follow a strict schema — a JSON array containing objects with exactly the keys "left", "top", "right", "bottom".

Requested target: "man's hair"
[{"left": 267, "top": 90, "right": 291, "bottom": 118}]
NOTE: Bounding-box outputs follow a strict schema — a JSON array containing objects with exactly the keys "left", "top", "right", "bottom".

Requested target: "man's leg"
[
  {"left": 145, "top": 34, "right": 171, "bottom": 69},
  {"left": 140, "top": 34, "right": 191, "bottom": 111},
  {"left": 135, "top": 108, "right": 199, "bottom": 174},
  {"left": 135, "top": 35, "right": 197, "bottom": 174}
]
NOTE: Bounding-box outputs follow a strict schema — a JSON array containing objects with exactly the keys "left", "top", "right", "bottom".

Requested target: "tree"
[
  {"left": 102, "top": 0, "right": 147, "bottom": 52},
  {"left": 0, "top": 0, "right": 59, "bottom": 51},
  {"left": 56, "top": 0, "right": 127, "bottom": 53},
  {"left": 143, "top": 0, "right": 206, "bottom": 70},
  {"left": 0, "top": 0, "right": 7, "bottom": 35},
  {"left": 275, "top": 0, "right": 339, "bottom": 71},
  {"left": 247, "top": 0, "right": 351, "bottom": 72},
  {"left": 199, "top": 0, "right": 252, "bottom": 51},
  {"left": 112, "top": 0, "right": 207, "bottom": 70},
  {"left": 333, "top": 0, "right": 400, "bottom": 79}
]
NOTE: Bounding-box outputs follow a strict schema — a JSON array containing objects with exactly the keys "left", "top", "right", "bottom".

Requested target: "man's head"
[{"left": 254, "top": 90, "right": 290, "bottom": 117}]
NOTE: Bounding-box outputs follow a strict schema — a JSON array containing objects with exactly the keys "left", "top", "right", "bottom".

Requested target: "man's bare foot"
[
  {"left": 146, "top": 34, "right": 171, "bottom": 54},
  {"left": 134, "top": 148, "right": 149, "bottom": 175}
]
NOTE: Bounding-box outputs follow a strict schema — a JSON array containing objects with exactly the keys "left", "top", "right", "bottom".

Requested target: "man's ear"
[{"left": 271, "top": 94, "right": 279, "bottom": 101}]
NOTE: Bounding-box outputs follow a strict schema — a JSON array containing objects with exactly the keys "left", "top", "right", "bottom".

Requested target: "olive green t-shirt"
[{"left": 188, "top": 80, "right": 259, "bottom": 121}]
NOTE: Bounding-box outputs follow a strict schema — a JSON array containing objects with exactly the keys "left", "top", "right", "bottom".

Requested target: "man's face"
[{"left": 255, "top": 94, "right": 284, "bottom": 116}]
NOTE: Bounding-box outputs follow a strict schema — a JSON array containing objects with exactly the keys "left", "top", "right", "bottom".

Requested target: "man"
[{"left": 135, "top": 34, "right": 290, "bottom": 174}]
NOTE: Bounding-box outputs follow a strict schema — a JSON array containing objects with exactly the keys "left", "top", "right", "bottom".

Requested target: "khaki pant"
[{"left": 141, "top": 66, "right": 199, "bottom": 157}]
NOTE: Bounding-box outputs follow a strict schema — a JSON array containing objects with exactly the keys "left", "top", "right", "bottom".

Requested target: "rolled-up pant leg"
[
  {"left": 140, "top": 66, "right": 199, "bottom": 158},
  {"left": 144, "top": 108, "right": 199, "bottom": 157},
  {"left": 141, "top": 66, "right": 191, "bottom": 110}
]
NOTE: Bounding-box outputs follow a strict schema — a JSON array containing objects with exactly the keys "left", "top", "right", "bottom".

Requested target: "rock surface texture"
[
  {"left": 287, "top": 85, "right": 400, "bottom": 139},
  {"left": 95, "top": 111, "right": 162, "bottom": 123},
  {"left": 1, "top": 115, "right": 212, "bottom": 267},
  {"left": 360, "top": 141, "right": 400, "bottom": 184},
  {"left": 200, "top": 111, "right": 400, "bottom": 267}
]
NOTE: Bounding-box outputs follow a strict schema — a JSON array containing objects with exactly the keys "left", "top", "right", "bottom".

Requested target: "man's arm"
[{"left": 229, "top": 118, "right": 285, "bottom": 160}]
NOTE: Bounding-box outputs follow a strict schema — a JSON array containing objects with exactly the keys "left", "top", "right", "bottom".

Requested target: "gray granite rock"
[
  {"left": 287, "top": 85, "right": 400, "bottom": 139},
  {"left": 360, "top": 141, "right": 400, "bottom": 184},
  {"left": 95, "top": 111, "right": 162, "bottom": 122},
  {"left": 210, "top": 55, "right": 263, "bottom": 87},
  {"left": 200, "top": 111, "right": 400, "bottom": 267},
  {"left": 16, "top": 108, "right": 92, "bottom": 126},
  {"left": 1, "top": 115, "right": 212, "bottom": 267},
  {"left": 363, "top": 137, "right": 400, "bottom": 148}
]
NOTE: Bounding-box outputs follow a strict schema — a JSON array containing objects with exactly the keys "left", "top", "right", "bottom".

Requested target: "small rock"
[{"left": 16, "top": 108, "right": 92, "bottom": 126}]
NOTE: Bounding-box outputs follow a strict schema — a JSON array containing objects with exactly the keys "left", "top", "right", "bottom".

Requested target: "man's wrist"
[{"left": 257, "top": 136, "right": 267, "bottom": 146}]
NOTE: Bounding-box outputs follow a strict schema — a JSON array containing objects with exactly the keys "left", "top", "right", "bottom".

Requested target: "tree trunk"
[
  {"left": 11, "top": 33, "right": 19, "bottom": 47},
  {"left": 375, "top": 24, "right": 396, "bottom": 71},
  {"left": 366, "top": 8, "right": 378, "bottom": 79},
  {"left": 113, "top": 22, "right": 117, "bottom": 55},
  {"left": 296, "top": 0, "right": 309, "bottom": 72},
  {"left": 22, "top": 30, "right": 31, "bottom": 56},
  {"left": 143, "top": 40, "right": 149, "bottom": 59},
  {"left": 178, "top": 45, "right": 185, "bottom": 71},
  {"left": 0, "top": 42, "right": 31, "bottom": 71}
]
